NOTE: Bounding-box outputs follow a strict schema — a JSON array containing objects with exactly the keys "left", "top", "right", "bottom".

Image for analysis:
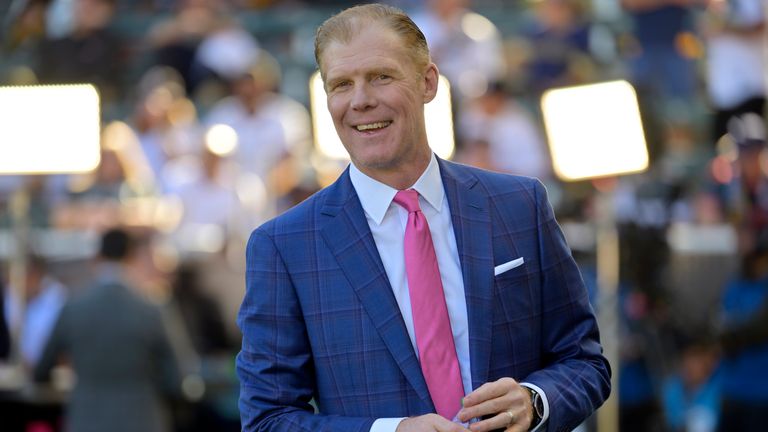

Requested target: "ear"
[{"left": 422, "top": 63, "right": 439, "bottom": 104}]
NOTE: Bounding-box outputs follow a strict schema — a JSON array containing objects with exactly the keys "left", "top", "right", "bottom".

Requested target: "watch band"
[{"left": 527, "top": 387, "right": 543, "bottom": 430}]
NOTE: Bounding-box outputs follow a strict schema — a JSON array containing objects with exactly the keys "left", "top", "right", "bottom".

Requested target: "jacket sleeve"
[
  {"left": 236, "top": 227, "right": 375, "bottom": 432},
  {"left": 523, "top": 180, "right": 612, "bottom": 432}
]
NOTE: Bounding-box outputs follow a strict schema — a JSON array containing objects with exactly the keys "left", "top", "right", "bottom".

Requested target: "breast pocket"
[
  {"left": 494, "top": 253, "right": 539, "bottom": 320},
  {"left": 491, "top": 256, "right": 540, "bottom": 371},
  {"left": 493, "top": 256, "right": 534, "bottom": 297},
  {"left": 494, "top": 257, "right": 525, "bottom": 276}
]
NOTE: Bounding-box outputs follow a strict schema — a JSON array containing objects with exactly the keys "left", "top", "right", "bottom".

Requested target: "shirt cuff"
[
  {"left": 370, "top": 417, "right": 406, "bottom": 432},
  {"left": 520, "top": 382, "right": 550, "bottom": 432}
]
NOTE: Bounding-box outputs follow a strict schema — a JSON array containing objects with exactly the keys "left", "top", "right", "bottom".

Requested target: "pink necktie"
[{"left": 393, "top": 189, "right": 464, "bottom": 419}]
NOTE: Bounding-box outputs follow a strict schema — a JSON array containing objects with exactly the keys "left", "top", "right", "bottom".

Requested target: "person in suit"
[
  {"left": 35, "top": 228, "right": 181, "bottom": 432},
  {"left": 236, "top": 4, "right": 610, "bottom": 432}
]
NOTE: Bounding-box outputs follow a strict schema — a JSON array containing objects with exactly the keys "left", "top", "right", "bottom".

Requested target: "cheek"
[{"left": 327, "top": 97, "right": 346, "bottom": 123}]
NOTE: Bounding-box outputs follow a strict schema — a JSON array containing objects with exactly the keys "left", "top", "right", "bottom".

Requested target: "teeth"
[{"left": 356, "top": 121, "right": 391, "bottom": 131}]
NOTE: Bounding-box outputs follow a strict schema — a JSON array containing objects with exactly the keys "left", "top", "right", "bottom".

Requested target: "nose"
[{"left": 350, "top": 83, "right": 377, "bottom": 111}]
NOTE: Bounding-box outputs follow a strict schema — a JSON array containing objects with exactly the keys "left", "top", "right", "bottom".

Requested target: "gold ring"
[{"left": 506, "top": 410, "right": 515, "bottom": 424}]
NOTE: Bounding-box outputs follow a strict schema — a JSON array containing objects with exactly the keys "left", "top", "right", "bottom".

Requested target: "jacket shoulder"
[{"left": 443, "top": 159, "right": 542, "bottom": 197}]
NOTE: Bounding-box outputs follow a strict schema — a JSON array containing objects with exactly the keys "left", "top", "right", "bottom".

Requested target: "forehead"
[{"left": 321, "top": 24, "right": 414, "bottom": 79}]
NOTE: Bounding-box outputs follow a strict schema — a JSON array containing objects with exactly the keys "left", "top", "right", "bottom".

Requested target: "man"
[
  {"left": 237, "top": 4, "right": 610, "bottom": 432},
  {"left": 35, "top": 228, "right": 181, "bottom": 432}
]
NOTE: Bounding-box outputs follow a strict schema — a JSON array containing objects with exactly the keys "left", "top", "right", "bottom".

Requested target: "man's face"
[{"left": 321, "top": 24, "right": 438, "bottom": 181}]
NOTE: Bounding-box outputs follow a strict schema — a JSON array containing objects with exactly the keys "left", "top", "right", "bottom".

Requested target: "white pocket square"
[{"left": 494, "top": 257, "right": 525, "bottom": 276}]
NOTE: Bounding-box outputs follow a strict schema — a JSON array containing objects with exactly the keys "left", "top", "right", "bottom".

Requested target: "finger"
[
  {"left": 433, "top": 417, "right": 471, "bottom": 432},
  {"left": 467, "top": 411, "right": 515, "bottom": 432},
  {"left": 463, "top": 378, "right": 516, "bottom": 407},
  {"left": 458, "top": 395, "right": 512, "bottom": 422},
  {"left": 505, "top": 420, "right": 530, "bottom": 432},
  {"left": 416, "top": 413, "right": 468, "bottom": 432},
  {"left": 437, "top": 424, "right": 471, "bottom": 432}
]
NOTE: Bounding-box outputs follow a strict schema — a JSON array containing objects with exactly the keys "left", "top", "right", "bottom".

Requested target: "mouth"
[{"left": 353, "top": 121, "right": 392, "bottom": 133}]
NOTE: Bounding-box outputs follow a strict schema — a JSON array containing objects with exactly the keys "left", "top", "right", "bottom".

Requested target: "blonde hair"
[{"left": 314, "top": 3, "right": 431, "bottom": 78}]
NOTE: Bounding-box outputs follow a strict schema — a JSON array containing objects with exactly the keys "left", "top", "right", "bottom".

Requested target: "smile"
[{"left": 355, "top": 121, "right": 392, "bottom": 132}]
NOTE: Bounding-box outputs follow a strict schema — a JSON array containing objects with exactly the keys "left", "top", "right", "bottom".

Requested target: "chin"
[
  {"left": 349, "top": 146, "right": 396, "bottom": 167},
  {"left": 356, "top": 156, "right": 396, "bottom": 170}
]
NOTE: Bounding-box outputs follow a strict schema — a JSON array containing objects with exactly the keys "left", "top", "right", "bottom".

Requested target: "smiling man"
[{"left": 236, "top": 4, "right": 610, "bottom": 432}]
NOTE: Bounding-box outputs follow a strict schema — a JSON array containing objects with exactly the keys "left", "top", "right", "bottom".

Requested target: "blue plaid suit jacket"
[{"left": 237, "top": 158, "right": 610, "bottom": 432}]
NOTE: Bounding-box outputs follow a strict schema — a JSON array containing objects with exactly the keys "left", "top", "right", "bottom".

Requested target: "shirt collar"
[{"left": 349, "top": 153, "right": 445, "bottom": 225}]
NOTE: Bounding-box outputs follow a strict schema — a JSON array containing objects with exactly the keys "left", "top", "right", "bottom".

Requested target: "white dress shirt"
[
  {"left": 350, "top": 155, "right": 548, "bottom": 432},
  {"left": 4, "top": 276, "right": 67, "bottom": 366}
]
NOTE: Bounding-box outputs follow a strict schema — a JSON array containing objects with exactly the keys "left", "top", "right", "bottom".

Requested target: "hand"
[
  {"left": 396, "top": 414, "right": 471, "bottom": 432},
  {"left": 456, "top": 378, "right": 533, "bottom": 432}
]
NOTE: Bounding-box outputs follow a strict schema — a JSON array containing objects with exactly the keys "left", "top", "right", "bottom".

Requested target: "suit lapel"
[
  {"left": 319, "top": 169, "right": 433, "bottom": 408},
  {"left": 439, "top": 159, "right": 494, "bottom": 390}
]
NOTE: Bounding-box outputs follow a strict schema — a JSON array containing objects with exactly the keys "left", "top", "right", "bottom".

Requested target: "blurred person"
[
  {"left": 621, "top": 0, "right": 703, "bottom": 103},
  {"left": 72, "top": 148, "right": 130, "bottom": 201},
  {"left": 147, "top": 0, "right": 230, "bottom": 95},
  {"left": 169, "top": 261, "right": 240, "bottom": 431},
  {"left": 717, "top": 231, "right": 768, "bottom": 360},
  {"left": 129, "top": 66, "right": 201, "bottom": 193},
  {"left": 237, "top": 4, "right": 610, "bottom": 432},
  {"left": 452, "top": 138, "right": 494, "bottom": 171},
  {"left": 703, "top": 0, "right": 765, "bottom": 142},
  {"left": 657, "top": 112, "right": 712, "bottom": 187},
  {"left": 34, "top": 227, "right": 181, "bottom": 432},
  {"left": 3, "top": 0, "right": 48, "bottom": 51},
  {"left": 716, "top": 227, "right": 768, "bottom": 431},
  {"left": 691, "top": 189, "right": 725, "bottom": 225},
  {"left": 617, "top": 291, "right": 665, "bottom": 432},
  {"left": 614, "top": 176, "right": 674, "bottom": 304},
  {"left": 457, "top": 82, "right": 550, "bottom": 179},
  {"left": 3, "top": 255, "right": 68, "bottom": 368},
  {"left": 523, "top": 0, "right": 595, "bottom": 94},
  {"left": 725, "top": 114, "right": 768, "bottom": 234},
  {"left": 204, "top": 49, "right": 311, "bottom": 217},
  {"left": 655, "top": 109, "right": 715, "bottom": 224},
  {"left": 0, "top": 175, "right": 67, "bottom": 229},
  {"left": 171, "top": 261, "right": 232, "bottom": 356},
  {"left": 168, "top": 145, "right": 249, "bottom": 253},
  {"left": 661, "top": 336, "right": 721, "bottom": 432},
  {"left": 620, "top": 0, "right": 705, "bottom": 160},
  {"left": 413, "top": 0, "right": 506, "bottom": 101},
  {"left": 190, "top": 13, "right": 260, "bottom": 88},
  {"left": 53, "top": 147, "right": 147, "bottom": 230},
  {"left": 35, "top": 0, "right": 126, "bottom": 109}
]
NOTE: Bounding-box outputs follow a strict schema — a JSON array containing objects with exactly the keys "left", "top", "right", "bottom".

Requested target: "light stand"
[
  {"left": 0, "top": 84, "right": 100, "bottom": 387},
  {"left": 541, "top": 80, "right": 649, "bottom": 432}
]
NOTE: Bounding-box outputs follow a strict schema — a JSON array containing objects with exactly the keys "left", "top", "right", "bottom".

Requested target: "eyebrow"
[
  {"left": 326, "top": 65, "right": 403, "bottom": 87},
  {"left": 368, "top": 66, "right": 400, "bottom": 77}
]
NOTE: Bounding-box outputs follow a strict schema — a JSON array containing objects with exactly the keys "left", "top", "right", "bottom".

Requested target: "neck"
[{"left": 357, "top": 148, "right": 432, "bottom": 190}]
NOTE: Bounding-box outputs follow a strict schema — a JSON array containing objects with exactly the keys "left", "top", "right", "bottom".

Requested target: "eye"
[
  {"left": 375, "top": 74, "right": 392, "bottom": 82},
  {"left": 331, "top": 81, "right": 351, "bottom": 91}
]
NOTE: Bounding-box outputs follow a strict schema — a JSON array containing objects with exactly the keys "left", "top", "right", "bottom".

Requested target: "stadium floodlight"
[
  {"left": 0, "top": 84, "right": 101, "bottom": 174},
  {"left": 541, "top": 80, "right": 648, "bottom": 181}
]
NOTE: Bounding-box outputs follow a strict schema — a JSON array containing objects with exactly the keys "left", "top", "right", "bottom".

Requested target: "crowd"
[{"left": 0, "top": 0, "right": 765, "bottom": 431}]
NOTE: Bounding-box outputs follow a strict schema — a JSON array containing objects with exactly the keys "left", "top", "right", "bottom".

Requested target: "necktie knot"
[{"left": 393, "top": 189, "right": 421, "bottom": 213}]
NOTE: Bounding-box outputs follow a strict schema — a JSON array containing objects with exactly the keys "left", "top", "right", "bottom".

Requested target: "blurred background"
[{"left": 0, "top": 0, "right": 765, "bottom": 431}]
